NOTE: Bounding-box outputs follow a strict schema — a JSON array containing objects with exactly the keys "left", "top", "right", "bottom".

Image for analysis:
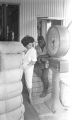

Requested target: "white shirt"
[
  {"left": 22, "top": 47, "right": 37, "bottom": 69},
  {"left": 22, "top": 47, "right": 37, "bottom": 88}
]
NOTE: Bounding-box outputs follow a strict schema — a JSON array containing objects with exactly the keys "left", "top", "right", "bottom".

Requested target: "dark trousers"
[
  {"left": 41, "top": 68, "right": 49, "bottom": 92},
  {"left": 34, "top": 62, "right": 49, "bottom": 92}
]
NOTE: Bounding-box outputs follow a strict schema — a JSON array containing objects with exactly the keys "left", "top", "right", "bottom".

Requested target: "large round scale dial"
[{"left": 46, "top": 25, "right": 70, "bottom": 57}]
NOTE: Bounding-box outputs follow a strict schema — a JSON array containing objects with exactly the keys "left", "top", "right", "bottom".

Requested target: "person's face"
[
  {"left": 38, "top": 39, "right": 42, "bottom": 47},
  {"left": 27, "top": 43, "right": 33, "bottom": 49},
  {"left": 45, "top": 61, "right": 49, "bottom": 68},
  {"left": 38, "top": 39, "right": 45, "bottom": 48}
]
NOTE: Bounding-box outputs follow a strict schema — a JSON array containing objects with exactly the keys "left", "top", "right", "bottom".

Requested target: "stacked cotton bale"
[{"left": 0, "top": 41, "right": 25, "bottom": 120}]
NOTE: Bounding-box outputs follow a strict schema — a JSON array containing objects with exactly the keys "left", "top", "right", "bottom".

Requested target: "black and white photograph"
[{"left": 0, "top": 0, "right": 72, "bottom": 120}]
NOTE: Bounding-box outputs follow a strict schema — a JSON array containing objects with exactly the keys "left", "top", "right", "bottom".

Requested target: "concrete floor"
[
  {"left": 23, "top": 93, "right": 40, "bottom": 120},
  {"left": 22, "top": 73, "right": 72, "bottom": 120},
  {"left": 23, "top": 91, "right": 72, "bottom": 120}
]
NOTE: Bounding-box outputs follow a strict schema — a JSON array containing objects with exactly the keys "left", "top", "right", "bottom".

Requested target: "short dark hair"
[
  {"left": 38, "top": 36, "right": 44, "bottom": 42},
  {"left": 37, "top": 35, "right": 46, "bottom": 48},
  {"left": 21, "top": 35, "right": 34, "bottom": 47}
]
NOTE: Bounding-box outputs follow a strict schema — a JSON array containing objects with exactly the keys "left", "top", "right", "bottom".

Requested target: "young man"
[{"left": 35, "top": 35, "right": 49, "bottom": 97}]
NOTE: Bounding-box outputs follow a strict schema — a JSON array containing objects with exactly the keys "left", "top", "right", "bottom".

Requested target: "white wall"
[
  {"left": 20, "top": 0, "right": 64, "bottom": 41},
  {"left": 63, "top": 0, "right": 72, "bottom": 27}
]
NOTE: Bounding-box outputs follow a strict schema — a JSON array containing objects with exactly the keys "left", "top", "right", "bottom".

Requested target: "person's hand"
[
  {"left": 45, "top": 61, "right": 49, "bottom": 68},
  {"left": 37, "top": 57, "right": 42, "bottom": 63}
]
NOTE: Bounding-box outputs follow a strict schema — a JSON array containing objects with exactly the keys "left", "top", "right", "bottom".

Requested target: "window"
[{"left": 0, "top": 4, "right": 19, "bottom": 41}]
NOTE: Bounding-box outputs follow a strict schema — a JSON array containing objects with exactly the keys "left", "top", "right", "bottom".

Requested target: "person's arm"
[
  {"left": 29, "top": 48, "right": 37, "bottom": 65},
  {"left": 22, "top": 47, "right": 37, "bottom": 66},
  {"left": 37, "top": 54, "right": 49, "bottom": 62}
]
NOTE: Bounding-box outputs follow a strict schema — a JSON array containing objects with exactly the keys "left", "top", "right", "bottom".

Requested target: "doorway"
[{"left": 37, "top": 17, "right": 63, "bottom": 40}]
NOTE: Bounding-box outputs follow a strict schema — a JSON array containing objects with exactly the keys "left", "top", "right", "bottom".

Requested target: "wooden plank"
[{"left": 32, "top": 81, "right": 43, "bottom": 88}]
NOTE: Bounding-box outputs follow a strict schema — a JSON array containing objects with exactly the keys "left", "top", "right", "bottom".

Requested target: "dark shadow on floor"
[{"left": 23, "top": 93, "right": 40, "bottom": 120}]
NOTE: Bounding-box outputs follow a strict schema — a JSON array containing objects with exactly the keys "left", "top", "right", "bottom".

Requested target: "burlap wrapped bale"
[
  {"left": 0, "top": 41, "right": 25, "bottom": 120},
  {"left": 0, "top": 41, "right": 26, "bottom": 53},
  {"left": 0, "top": 81, "right": 23, "bottom": 100},
  {"left": 0, "top": 104, "right": 25, "bottom": 120},
  {"left": 0, "top": 95, "right": 23, "bottom": 114},
  {"left": 0, "top": 53, "right": 23, "bottom": 70},
  {"left": 0, "top": 68, "right": 23, "bottom": 84}
]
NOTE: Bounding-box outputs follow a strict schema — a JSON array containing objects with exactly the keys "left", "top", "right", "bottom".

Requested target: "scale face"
[
  {"left": 47, "top": 27, "right": 59, "bottom": 56},
  {"left": 46, "top": 25, "right": 70, "bottom": 57}
]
